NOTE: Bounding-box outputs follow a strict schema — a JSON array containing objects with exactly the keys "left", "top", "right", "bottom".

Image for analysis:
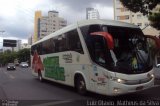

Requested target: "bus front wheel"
[{"left": 75, "top": 75, "right": 86, "bottom": 95}]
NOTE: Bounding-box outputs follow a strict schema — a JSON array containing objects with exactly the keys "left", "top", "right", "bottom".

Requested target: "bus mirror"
[
  {"left": 145, "top": 35, "right": 160, "bottom": 49},
  {"left": 90, "top": 32, "right": 114, "bottom": 50}
]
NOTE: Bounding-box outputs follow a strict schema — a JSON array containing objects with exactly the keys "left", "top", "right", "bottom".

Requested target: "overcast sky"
[{"left": 0, "top": 0, "right": 114, "bottom": 46}]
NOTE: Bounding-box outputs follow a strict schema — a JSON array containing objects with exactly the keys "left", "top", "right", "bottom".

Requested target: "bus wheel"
[
  {"left": 76, "top": 76, "right": 86, "bottom": 95},
  {"left": 38, "top": 71, "right": 43, "bottom": 82}
]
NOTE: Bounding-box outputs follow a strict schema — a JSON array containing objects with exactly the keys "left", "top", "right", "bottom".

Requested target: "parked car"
[
  {"left": 7, "top": 63, "right": 16, "bottom": 70},
  {"left": 20, "top": 62, "right": 29, "bottom": 68}
]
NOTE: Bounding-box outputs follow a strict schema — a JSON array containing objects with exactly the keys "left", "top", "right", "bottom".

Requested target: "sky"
[{"left": 0, "top": 0, "right": 114, "bottom": 47}]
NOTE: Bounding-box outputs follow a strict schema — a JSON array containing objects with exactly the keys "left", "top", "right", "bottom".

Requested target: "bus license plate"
[{"left": 136, "top": 86, "right": 143, "bottom": 90}]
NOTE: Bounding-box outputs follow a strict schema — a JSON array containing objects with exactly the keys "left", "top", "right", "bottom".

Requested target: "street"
[{"left": 0, "top": 67, "right": 160, "bottom": 106}]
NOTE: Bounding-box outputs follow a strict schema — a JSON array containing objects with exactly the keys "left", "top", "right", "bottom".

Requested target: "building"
[
  {"left": 21, "top": 43, "right": 31, "bottom": 49},
  {"left": 86, "top": 8, "right": 100, "bottom": 19},
  {"left": 0, "top": 49, "right": 2, "bottom": 53},
  {"left": 33, "top": 11, "right": 42, "bottom": 43},
  {"left": 28, "top": 36, "right": 32, "bottom": 45},
  {"left": 33, "top": 10, "right": 67, "bottom": 42},
  {"left": 113, "top": 0, "right": 159, "bottom": 36},
  {"left": 14, "top": 40, "right": 22, "bottom": 52}
]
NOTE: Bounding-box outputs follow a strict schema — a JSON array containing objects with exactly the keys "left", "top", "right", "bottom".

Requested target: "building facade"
[
  {"left": 113, "top": 0, "right": 159, "bottom": 36},
  {"left": 14, "top": 40, "right": 22, "bottom": 52},
  {"left": 33, "top": 11, "right": 42, "bottom": 43},
  {"left": 28, "top": 36, "right": 32, "bottom": 45},
  {"left": 86, "top": 8, "right": 100, "bottom": 19},
  {"left": 33, "top": 10, "right": 67, "bottom": 42},
  {"left": 21, "top": 43, "right": 31, "bottom": 49}
]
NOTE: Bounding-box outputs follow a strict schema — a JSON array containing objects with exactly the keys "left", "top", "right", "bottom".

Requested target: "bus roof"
[
  {"left": 32, "top": 19, "right": 139, "bottom": 45},
  {"left": 77, "top": 19, "right": 139, "bottom": 28}
]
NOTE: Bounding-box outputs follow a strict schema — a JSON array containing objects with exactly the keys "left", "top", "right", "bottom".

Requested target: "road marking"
[
  {"left": 2, "top": 71, "right": 15, "bottom": 79},
  {"left": 9, "top": 75, "right": 15, "bottom": 79},
  {"left": 31, "top": 100, "right": 72, "bottom": 106}
]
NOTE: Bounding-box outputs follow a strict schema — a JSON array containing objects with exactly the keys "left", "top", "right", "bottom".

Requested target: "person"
[{"left": 98, "top": 52, "right": 106, "bottom": 64}]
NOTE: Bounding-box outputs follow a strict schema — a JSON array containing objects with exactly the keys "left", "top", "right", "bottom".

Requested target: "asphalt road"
[{"left": 0, "top": 66, "right": 160, "bottom": 106}]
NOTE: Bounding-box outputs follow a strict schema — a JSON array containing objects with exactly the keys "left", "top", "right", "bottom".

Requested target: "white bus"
[{"left": 31, "top": 19, "right": 154, "bottom": 96}]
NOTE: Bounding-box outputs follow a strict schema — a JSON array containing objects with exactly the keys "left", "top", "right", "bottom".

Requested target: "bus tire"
[
  {"left": 38, "top": 71, "right": 43, "bottom": 82},
  {"left": 75, "top": 75, "right": 86, "bottom": 95}
]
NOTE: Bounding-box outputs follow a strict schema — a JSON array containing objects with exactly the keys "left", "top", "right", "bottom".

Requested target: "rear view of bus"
[{"left": 79, "top": 20, "right": 154, "bottom": 96}]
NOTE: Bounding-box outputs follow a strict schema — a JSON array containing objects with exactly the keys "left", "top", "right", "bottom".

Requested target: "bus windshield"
[
  {"left": 106, "top": 26, "right": 153, "bottom": 74},
  {"left": 80, "top": 25, "right": 153, "bottom": 74}
]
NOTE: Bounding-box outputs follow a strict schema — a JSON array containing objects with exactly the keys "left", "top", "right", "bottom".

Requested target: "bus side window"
[
  {"left": 67, "top": 29, "right": 84, "bottom": 54},
  {"left": 93, "top": 36, "right": 106, "bottom": 64}
]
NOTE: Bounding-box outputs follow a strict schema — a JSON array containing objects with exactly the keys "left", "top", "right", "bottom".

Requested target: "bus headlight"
[
  {"left": 147, "top": 73, "right": 154, "bottom": 79},
  {"left": 151, "top": 74, "right": 154, "bottom": 78},
  {"left": 111, "top": 77, "right": 127, "bottom": 84},
  {"left": 116, "top": 78, "right": 126, "bottom": 83}
]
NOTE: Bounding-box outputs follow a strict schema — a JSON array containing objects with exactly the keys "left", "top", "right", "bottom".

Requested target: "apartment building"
[
  {"left": 113, "top": 0, "right": 159, "bottom": 36},
  {"left": 33, "top": 10, "right": 67, "bottom": 42},
  {"left": 33, "top": 11, "right": 42, "bottom": 43},
  {"left": 86, "top": 8, "right": 100, "bottom": 19}
]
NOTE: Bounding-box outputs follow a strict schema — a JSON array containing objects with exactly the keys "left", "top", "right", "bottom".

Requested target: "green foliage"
[
  {"left": 120, "top": 0, "right": 160, "bottom": 30},
  {"left": 0, "top": 48, "right": 30, "bottom": 66},
  {"left": 17, "top": 48, "right": 30, "bottom": 63},
  {"left": 149, "top": 12, "right": 160, "bottom": 30},
  {"left": 120, "top": 0, "right": 160, "bottom": 15}
]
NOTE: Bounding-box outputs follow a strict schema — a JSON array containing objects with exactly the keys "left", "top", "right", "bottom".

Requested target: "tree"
[
  {"left": 120, "top": 0, "right": 160, "bottom": 30},
  {"left": 0, "top": 51, "right": 18, "bottom": 66},
  {"left": 149, "top": 12, "right": 160, "bottom": 30},
  {"left": 17, "top": 48, "right": 30, "bottom": 64},
  {"left": 0, "top": 48, "right": 30, "bottom": 66}
]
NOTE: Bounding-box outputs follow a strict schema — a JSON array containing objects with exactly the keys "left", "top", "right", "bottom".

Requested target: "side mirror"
[
  {"left": 157, "top": 64, "right": 160, "bottom": 68},
  {"left": 145, "top": 35, "right": 160, "bottom": 49},
  {"left": 90, "top": 32, "right": 114, "bottom": 50}
]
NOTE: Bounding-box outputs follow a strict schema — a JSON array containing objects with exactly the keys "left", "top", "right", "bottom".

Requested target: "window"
[
  {"left": 66, "top": 29, "right": 84, "bottom": 54},
  {"left": 137, "top": 23, "right": 142, "bottom": 27},
  {"left": 31, "top": 43, "right": 42, "bottom": 55},
  {"left": 57, "top": 34, "right": 68, "bottom": 52},
  {"left": 117, "top": 15, "right": 129, "bottom": 20},
  {"left": 116, "top": 0, "right": 120, "bottom": 4},
  {"left": 80, "top": 25, "right": 113, "bottom": 69},
  {"left": 137, "top": 14, "right": 142, "bottom": 19},
  {"left": 145, "top": 23, "right": 149, "bottom": 27},
  {"left": 117, "top": 16, "right": 120, "bottom": 20},
  {"left": 125, "top": 15, "right": 129, "bottom": 19},
  {"left": 33, "top": 29, "right": 84, "bottom": 55},
  {"left": 42, "top": 38, "right": 55, "bottom": 54},
  {"left": 120, "top": 8, "right": 128, "bottom": 12}
]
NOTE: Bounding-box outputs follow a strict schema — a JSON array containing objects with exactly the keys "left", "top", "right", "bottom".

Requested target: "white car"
[{"left": 20, "top": 62, "right": 29, "bottom": 68}]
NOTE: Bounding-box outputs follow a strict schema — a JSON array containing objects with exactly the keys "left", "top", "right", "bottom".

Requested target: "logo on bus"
[{"left": 62, "top": 53, "right": 72, "bottom": 63}]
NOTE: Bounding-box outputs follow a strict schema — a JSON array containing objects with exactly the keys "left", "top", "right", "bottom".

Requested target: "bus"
[{"left": 31, "top": 19, "right": 154, "bottom": 96}]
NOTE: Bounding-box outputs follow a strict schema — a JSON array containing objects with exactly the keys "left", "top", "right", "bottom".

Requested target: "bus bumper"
[{"left": 107, "top": 77, "right": 154, "bottom": 96}]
